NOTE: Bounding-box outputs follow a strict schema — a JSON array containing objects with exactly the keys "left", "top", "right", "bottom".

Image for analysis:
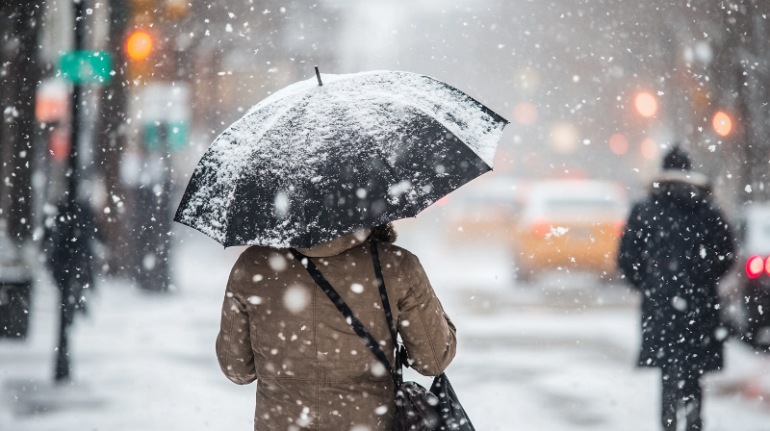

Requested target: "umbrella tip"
[{"left": 315, "top": 66, "right": 323, "bottom": 86}]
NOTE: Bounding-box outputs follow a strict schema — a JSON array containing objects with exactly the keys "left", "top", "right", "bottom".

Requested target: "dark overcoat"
[
  {"left": 42, "top": 200, "right": 96, "bottom": 321},
  {"left": 618, "top": 175, "right": 735, "bottom": 375}
]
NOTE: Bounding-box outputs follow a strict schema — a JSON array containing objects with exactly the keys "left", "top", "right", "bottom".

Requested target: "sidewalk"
[{"left": 0, "top": 232, "right": 254, "bottom": 430}]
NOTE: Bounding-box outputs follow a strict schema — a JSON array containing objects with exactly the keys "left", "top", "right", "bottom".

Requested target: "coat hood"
[{"left": 294, "top": 229, "right": 371, "bottom": 257}]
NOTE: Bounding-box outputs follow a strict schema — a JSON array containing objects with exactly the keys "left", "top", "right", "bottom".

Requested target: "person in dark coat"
[
  {"left": 618, "top": 145, "right": 735, "bottom": 431},
  {"left": 42, "top": 198, "right": 97, "bottom": 379},
  {"left": 43, "top": 199, "right": 96, "bottom": 313}
]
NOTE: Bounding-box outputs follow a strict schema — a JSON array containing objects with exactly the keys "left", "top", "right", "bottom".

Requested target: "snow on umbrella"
[{"left": 174, "top": 70, "right": 509, "bottom": 248}]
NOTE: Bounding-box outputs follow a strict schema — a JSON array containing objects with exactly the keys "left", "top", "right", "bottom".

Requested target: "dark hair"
[{"left": 370, "top": 223, "right": 398, "bottom": 243}]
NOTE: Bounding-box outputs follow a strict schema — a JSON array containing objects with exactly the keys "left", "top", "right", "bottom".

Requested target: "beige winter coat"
[{"left": 215, "top": 232, "right": 457, "bottom": 431}]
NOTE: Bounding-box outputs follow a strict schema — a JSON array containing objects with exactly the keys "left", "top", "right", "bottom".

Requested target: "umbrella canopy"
[{"left": 174, "top": 70, "right": 508, "bottom": 248}]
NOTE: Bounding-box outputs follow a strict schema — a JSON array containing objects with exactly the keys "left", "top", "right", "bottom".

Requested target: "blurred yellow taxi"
[
  {"left": 443, "top": 175, "right": 522, "bottom": 243},
  {"left": 513, "top": 180, "right": 628, "bottom": 281}
]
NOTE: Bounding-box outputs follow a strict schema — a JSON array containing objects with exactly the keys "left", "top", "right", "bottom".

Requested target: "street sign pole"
[
  {"left": 52, "top": 1, "right": 114, "bottom": 383},
  {"left": 54, "top": 0, "right": 86, "bottom": 383}
]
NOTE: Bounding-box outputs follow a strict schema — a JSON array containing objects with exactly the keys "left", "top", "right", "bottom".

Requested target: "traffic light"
[
  {"left": 126, "top": 29, "right": 155, "bottom": 81},
  {"left": 126, "top": 0, "right": 156, "bottom": 82},
  {"left": 712, "top": 111, "right": 732, "bottom": 136},
  {"left": 125, "top": 0, "right": 189, "bottom": 82},
  {"left": 126, "top": 30, "right": 153, "bottom": 61}
]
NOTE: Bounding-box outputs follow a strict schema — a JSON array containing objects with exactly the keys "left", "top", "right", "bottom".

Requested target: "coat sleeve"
[
  {"left": 397, "top": 253, "right": 457, "bottom": 377},
  {"left": 618, "top": 202, "right": 648, "bottom": 289},
  {"left": 215, "top": 256, "right": 257, "bottom": 385}
]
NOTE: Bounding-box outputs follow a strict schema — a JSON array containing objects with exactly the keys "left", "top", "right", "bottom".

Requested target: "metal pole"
[{"left": 55, "top": 0, "right": 86, "bottom": 383}]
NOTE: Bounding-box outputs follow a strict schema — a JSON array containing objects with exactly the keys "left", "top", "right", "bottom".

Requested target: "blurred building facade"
[
  {"left": 337, "top": 0, "right": 770, "bottom": 214},
  {"left": 3, "top": 0, "right": 342, "bottom": 292}
]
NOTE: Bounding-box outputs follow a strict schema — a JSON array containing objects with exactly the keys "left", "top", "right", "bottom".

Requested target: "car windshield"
[{"left": 523, "top": 181, "right": 628, "bottom": 220}]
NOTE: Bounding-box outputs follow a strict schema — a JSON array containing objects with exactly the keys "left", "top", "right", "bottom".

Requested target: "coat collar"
[{"left": 294, "top": 229, "right": 372, "bottom": 258}]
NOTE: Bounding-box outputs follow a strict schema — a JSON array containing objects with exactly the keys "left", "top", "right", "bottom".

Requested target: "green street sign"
[
  {"left": 59, "top": 51, "right": 112, "bottom": 84},
  {"left": 144, "top": 121, "right": 190, "bottom": 152}
]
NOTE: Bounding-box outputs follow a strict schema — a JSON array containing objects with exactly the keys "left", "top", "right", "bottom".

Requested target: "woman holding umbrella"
[{"left": 175, "top": 70, "right": 508, "bottom": 431}]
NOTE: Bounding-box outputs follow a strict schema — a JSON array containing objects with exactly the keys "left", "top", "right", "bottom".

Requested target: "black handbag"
[{"left": 291, "top": 239, "right": 475, "bottom": 431}]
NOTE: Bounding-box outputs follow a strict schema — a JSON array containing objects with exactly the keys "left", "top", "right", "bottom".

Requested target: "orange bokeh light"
[
  {"left": 126, "top": 31, "right": 153, "bottom": 61},
  {"left": 609, "top": 134, "right": 628, "bottom": 155},
  {"left": 635, "top": 92, "right": 658, "bottom": 117},
  {"left": 513, "top": 102, "right": 538, "bottom": 125},
  {"left": 641, "top": 138, "right": 657, "bottom": 160},
  {"left": 713, "top": 111, "right": 732, "bottom": 136}
]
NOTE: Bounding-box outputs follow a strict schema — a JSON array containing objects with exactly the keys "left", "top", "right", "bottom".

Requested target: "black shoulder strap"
[
  {"left": 370, "top": 239, "right": 404, "bottom": 373},
  {"left": 290, "top": 245, "right": 402, "bottom": 384}
]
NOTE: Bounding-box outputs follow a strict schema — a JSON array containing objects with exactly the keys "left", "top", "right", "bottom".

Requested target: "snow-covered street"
[{"left": 2, "top": 222, "right": 770, "bottom": 431}]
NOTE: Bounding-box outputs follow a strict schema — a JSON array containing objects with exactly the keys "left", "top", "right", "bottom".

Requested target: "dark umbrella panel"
[{"left": 175, "top": 70, "right": 508, "bottom": 248}]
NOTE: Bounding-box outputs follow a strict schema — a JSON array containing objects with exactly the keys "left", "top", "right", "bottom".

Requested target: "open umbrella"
[{"left": 174, "top": 69, "right": 508, "bottom": 248}]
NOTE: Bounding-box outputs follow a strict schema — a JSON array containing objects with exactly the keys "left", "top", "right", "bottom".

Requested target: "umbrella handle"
[{"left": 315, "top": 66, "right": 323, "bottom": 86}]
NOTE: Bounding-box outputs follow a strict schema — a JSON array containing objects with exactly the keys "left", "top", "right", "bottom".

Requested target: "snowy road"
[{"left": 2, "top": 223, "right": 770, "bottom": 431}]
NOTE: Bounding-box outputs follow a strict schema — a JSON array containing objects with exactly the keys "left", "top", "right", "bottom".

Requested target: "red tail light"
[
  {"left": 530, "top": 219, "right": 550, "bottom": 237},
  {"left": 765, "top": 256, "right": 770, "bottom": 277},
  {"left": 613, "top": 220, "right": 625, "bottom": 238},
  {"left": 747, "top": 255, "right": 764, "bottom": 278}
]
